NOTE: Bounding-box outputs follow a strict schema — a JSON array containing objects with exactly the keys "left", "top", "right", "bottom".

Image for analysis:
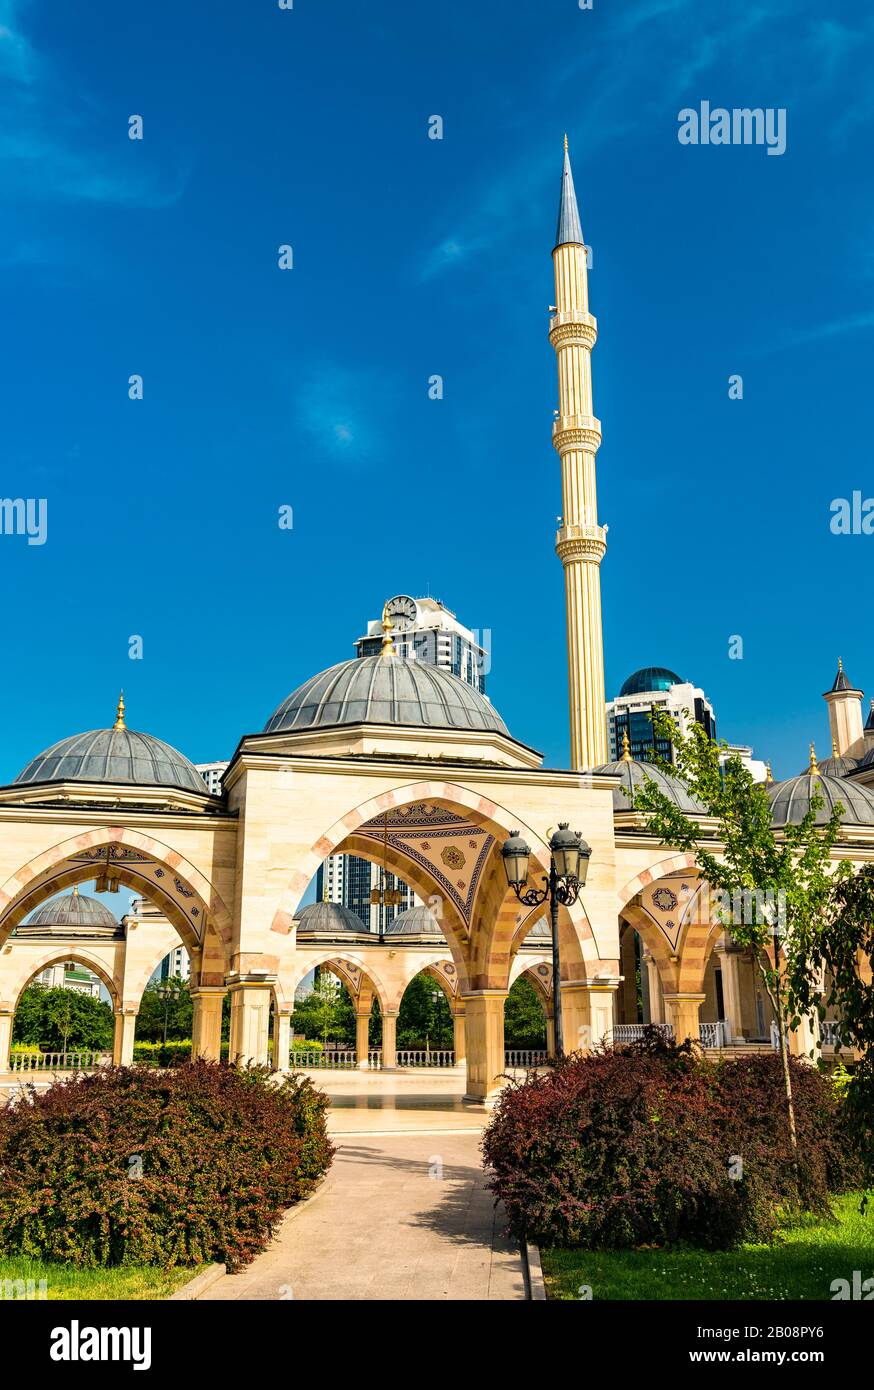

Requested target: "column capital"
[{"left": 663, "top": 992, "right": 706, "bottom": 1005}]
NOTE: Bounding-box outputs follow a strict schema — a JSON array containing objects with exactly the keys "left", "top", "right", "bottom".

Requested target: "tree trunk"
[{"left": 757, "top": 951, "right": 798, "bottom": 1153}]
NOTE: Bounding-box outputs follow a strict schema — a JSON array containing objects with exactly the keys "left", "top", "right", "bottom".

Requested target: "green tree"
[
  {"left": 397, "top": 974, "right": 452, "bottom": 1049},
  {"left": 12, "top": 985, "right": 114, "bottom": 1051},
  {"left": 504, "top": 977, "right": 547, "bottom": 1049},
  {"left": 291, "top": 974, "right": 355, "bottom": 1047},
  {"left": 629, "top": 710, "right": 844, "bottom": 1155},
  {"left": 135, "top": 977, "right": 194, "bottom": 1042}
]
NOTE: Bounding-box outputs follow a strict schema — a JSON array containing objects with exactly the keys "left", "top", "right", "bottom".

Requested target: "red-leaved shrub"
[
  {"left": 0, "top": 1061, "right": 333, "bottom": 1270},
  {"left": 482, "top": 1032, "right": 862, "bottom": 1251}
]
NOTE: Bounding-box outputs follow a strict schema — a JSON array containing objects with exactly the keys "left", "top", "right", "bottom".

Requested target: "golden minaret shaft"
[{"left": 551, "top": 138, "right": 608, "bottom": 769}]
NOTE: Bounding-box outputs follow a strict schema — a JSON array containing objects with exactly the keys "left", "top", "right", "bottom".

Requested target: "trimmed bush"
[
  {"left": 0, "top": 1060, "right": 333, "bottom": 1270},
  {"left": 482, "top": 1031, "right": 863, "bottom": 1251}
]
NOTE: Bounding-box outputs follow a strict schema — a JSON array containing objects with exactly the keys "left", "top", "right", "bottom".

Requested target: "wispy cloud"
[
  {"left": 774, "top": 311, "right": 874, "bottom": 352},
  {"left": 418, "top": 0, "right": 874, "bottom": 282},
  {"left": 292, "top": 363, "right": 399, "bottom": 465},
  {"left": 0, "top": 0, "right": 188, "bottom": 212}
]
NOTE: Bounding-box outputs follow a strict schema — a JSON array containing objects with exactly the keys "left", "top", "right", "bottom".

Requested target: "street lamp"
[
  {"left": 501, "top": 823, "right": 591, "bottom": 1059},
  {"left": 156, "top": 981, "right": 173, "bottom": 1047}
]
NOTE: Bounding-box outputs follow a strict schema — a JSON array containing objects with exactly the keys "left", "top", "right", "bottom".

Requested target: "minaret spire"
[
  {"left": 554, "top": 138, "right": 584, "bottom": 249},
  {"left": 550, "top": 138, "right": 608, "bottom": 768}
]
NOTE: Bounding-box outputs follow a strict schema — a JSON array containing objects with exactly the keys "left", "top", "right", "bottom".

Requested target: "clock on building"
[{"left": 385, "top": 594, "right": 417, "bottom": 631}]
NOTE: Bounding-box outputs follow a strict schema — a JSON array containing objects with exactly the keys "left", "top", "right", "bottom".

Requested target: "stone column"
[
  {"left": 716, "top": 944, "right": 743, "bottom": 1043},
  {"left": 663, "top": 992, "right": 705, "bottom": 1044},
  {"left": 355, "top": 1012, "right": 371, "bottom": 1069},
  {"left": 463, "top": 990, "right": 506, "bottom": 1102},
  {"left": 452, "top": 1010, "right": 466, "bottom": 1065},
  {"left": 560, "top": 981, "right": 617, "bottom": 1053},
  {"left": 112, "top": 1010, "right": 137, "bottom": 1067},
  {"left": 273, "top": 1011, "right": 293, "bottom": 1072},
  {"left": 0, "top": 1010, "right": 13, "bottom": 1071},
  {"left": 545, "top": 1009, "right": 556, "bottom": 1058},
  {"left": 381, "top": 1012, "right": 398, "bottom": 1071},
  {"left": 788, "top": 1012, "right": 819, "bottom": 1062},
  {"left": 643, "top": 952, "right": 664, "bottom": 1023},
  {"left": 191, "top": 988, "right": 225, "bottom": 1061},
  {"left": 227, "top": 982, "right": 272, "bottom": 1067}
]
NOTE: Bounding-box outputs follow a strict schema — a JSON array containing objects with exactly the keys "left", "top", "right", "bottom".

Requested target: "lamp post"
[
  {"left": 156, "top": 981, "right": 173, "bottom": 1047},
  {"left": 501, "top": 823, "right": 591, "bottom": 1059}
]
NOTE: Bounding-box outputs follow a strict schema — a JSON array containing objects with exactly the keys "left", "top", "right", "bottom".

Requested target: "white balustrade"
[
  {"left": 504, "top": 1049, "right": 548, "bottom": 1069},
  {"left": 9, "top": 1051, "right": 108, "bottom": 1072}
]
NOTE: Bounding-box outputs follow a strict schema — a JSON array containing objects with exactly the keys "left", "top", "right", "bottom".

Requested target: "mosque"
[{"left": 0, "top": 144, "right": 871, "bottom": 1099}]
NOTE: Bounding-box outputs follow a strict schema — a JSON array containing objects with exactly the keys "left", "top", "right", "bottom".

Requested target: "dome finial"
[
  {"left": 380, "top": 602, "right": 396, "bottom": 657},
  {"left": 765, "top": 761, "right": 773, "bottom": 785},
  {"left": 113, "top": 690, "right": 126, "bottom": 731},
  {"left": 72, "top": 884, "right": 79, "bottom": 897},
  {"left": 832, "top": 737, "right": 838, "bottom": 757},
  {"left": 620, "top": 728, "right": 632, "bottom": 762},
  {"left": 809, "top": 741, "right": 820, "bottom": 776},
  {"left": 563, "top": 131, "right": 568, "bottom": 153},
  {"left": 838, "top": 656, "right": 843, "bottom": 671}
]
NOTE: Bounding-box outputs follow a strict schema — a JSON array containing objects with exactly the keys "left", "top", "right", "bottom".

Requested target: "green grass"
[
  {"left": 541, "top": 1192, "right": 874, "bottom": 1300},
  {"left": 0, "top": 1257, "right": 200, "bottom": 1301}
]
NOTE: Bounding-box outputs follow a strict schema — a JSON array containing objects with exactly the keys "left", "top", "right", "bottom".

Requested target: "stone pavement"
[{"left": 207, "top": 1070, "right": 525, "bottom": 1301}]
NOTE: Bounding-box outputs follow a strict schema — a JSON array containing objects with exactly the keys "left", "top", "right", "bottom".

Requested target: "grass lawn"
[
  {"left": 541, "top": 1192, "right": 874, "bottom": 1300},
  {"left": 0, "top": 1256, "right": 200, "bottom": 1301}
]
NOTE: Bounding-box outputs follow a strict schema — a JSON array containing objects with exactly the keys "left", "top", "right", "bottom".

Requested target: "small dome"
[
  {"left": 19, "top": 890, "right": 118, "bottom": 934},
  {"left": 768, "top": 773, "right": 874, "bottom": 828},
  {"left": 265, "top": 655, "right": 508, "bottom": 737},
  {"left": 594, "top": 757, "right": 703, "bottom": 814},
  {"left": 15, "top": 724, "right": 207, "bottom": 797},
  {"left": 619, "top": 666, "right": 683, "bottom": 697},
  {"left": 383, "top": 904, "right": 443, "bottom": 938},
  {"left": 801, "top": 753, "right": 858, "bottom": 779},
  {"left": 295, "top": 901, "right": 368, "bottom": 935}
]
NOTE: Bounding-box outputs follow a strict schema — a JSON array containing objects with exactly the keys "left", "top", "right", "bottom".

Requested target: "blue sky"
[{"left": 1, "top": 0, "right": 873, "bottom": 783}]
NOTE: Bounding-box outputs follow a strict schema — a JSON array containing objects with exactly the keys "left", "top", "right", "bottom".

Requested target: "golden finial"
[
  {"left": 832, "top": 737, "right": 838, "bottom": 757},
  {"left": 621, "top": 728, "right": 632, "bottom": 762},
  {"left": 838, "top": 656, "right": 843, "bottom": 672},
  {"left": 113, "top": 690, "right": 126, "bottom": 730},
  {"left": 563, "top": 132, "right": 569, "bottom": 153},
  {"left": 380, "top": 602, "right": 395, "bottom": 657},
  {"left": 809, "top": 742, "right": 819, "bottom": 776},
  {"left": 765, "top": 762, "right": 773, "bottom": 785},
  {"left": 72, "top": 884, "right": 79, "bottom": 897}
]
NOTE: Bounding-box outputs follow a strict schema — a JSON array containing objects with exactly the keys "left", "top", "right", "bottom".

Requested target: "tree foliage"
[
  {"left": 504, "top": 976, "right": 547, "bottom": 1049},
  {"left": 12, "top": 986, "right": 113, "bottom": 1051}
]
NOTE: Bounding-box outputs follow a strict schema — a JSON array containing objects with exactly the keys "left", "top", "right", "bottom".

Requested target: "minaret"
[
  {"left": 823, "top": 658, "right": 865, "bottom": 758},
  {"left": 551, "top": 137, "right": 608, "bottom": 768}
]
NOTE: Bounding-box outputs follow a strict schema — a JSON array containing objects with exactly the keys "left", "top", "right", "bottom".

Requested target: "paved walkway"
[{"left": 208, "top": 1071, "right": 525, "bottom": 1301}]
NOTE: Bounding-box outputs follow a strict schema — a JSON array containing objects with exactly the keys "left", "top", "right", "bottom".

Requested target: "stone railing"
[
  {"left": 395, "top": 1050, "right": 456, "bottom": 1068},
  {"left": 9, "top": 1051, "right": 109, "bottom": 1073},
  {"left": 612, "top": 1023, "right": 674, "bottom": 1044},
  {"left": 504, "top": 1049, "right": 549, "bottom": 1069},
  {"left": 292, "top": 1050, "right": 358, "bottom": 1069},
  {"left": 820, "top": 1021, "right": 842, "bottom": 1047},
  {"left": 699, "top": 1021, "right": 731, "bottom": 1049}
]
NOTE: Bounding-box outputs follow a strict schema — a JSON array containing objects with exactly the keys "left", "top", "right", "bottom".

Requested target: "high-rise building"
[
  {"left": 354, "top": 594, "right": 488, "bottom": 695},
  {"left": 606, "top": 666, "right": 717, "bottom": 763}
]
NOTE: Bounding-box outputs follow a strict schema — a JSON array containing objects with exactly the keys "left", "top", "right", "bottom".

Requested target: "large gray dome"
[
  {"left": 768, "top": 773, "right": 874, "bottom": 827},
  {"left": 15, "top": 726, "right": 208, "bottom": 796},
  {"left": 19, "top": 889, "right": 118, "bottom": 934},
  {"left": 594, "top": 758, "right": 703, "bottom": 814},
  {"left": 295, "top": 901, "right": 369, "bottom": 935},
  {"left": 383, "top": 904, "right": 443, "bottom": 938},
  {"left": 265, "top": 655, "right": 508, "bottom": 737}
]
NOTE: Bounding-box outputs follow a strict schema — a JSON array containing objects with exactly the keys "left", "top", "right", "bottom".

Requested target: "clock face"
[{"left": 386, "top": 594, "right": 417, "bottom": 630}]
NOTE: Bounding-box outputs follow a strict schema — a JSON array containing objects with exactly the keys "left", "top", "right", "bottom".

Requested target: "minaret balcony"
[
  {"left": 555, "top": 522, "right": 608, "bottom": 563},
  {"left": 549, "top": 311, "right": 598, "bottom": 350},
  {"left": 552, "top": 414, "right": 602, "bottom": 454}
]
